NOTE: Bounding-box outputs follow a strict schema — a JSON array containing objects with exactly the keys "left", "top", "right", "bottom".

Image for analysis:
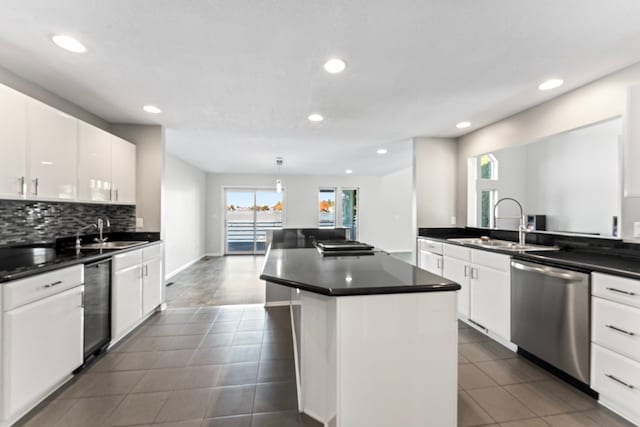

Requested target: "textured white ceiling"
[{"left": 1, "top": 1, "right": 640, "bottom": 175}]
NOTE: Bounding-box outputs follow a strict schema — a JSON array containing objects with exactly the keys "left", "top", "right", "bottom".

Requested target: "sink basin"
[
  {"left": 79, "top": 241, "right": 148, "bottom": 250},
  {"left": 447, "top": 238, "right": 558, "bottom": 252}
]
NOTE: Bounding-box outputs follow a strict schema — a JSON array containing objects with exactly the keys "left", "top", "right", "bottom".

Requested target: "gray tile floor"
[{"left": 166, "top": 257, "right": 266, "bottom": 307}]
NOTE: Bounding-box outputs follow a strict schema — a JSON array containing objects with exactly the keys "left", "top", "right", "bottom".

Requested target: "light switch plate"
[
  {"left": 450, "top": 216, "right": 457, "bottom": 225},
  {"left": 136, "top": 217, "right": 144, "bottom": 229},
  {"left": 635, "top": 222, "right": 640, "bottom": 238}
]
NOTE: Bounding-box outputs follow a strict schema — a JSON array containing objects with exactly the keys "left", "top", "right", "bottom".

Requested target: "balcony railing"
[{"left": 226, "top": 220, "right": 283, "bottom": 253}]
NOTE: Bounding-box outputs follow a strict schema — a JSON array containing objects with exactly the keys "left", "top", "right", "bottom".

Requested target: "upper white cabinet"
[
  {"left": 0, "top": 84, "right": 27, "bottom": 198},
  {"left": 27, "top": 98, "right": 78, "bottom": 200},
  {"left": 77, "top": 122, "right": 112, "bottom": 202},
  {"left": 111, "top": 135, "right": 136, "bottom": 204},
  {"left": 0, "top": 82, "right": 137, "bottom": 205}
]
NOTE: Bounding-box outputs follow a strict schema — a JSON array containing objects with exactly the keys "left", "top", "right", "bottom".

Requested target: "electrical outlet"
[
  {"left": 450, "top": 216, "right": 457, "bottom": 225},
  {"left": 136, "top": 217, "right": 144, "bottom": 229},
  {"left": 635, "top": 222, "right": 640, "bottom": 238}
]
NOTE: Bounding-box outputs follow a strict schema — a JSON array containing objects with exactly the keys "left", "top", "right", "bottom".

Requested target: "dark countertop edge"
[
  {"left": 260, "top": 274, "right": 461, "bottom": 297},
  {"left": 0, "top": 240, "right": 162, "bottom": 283},
  {"left": 420, "top": 236, "right": 640, "bottom": 281}
]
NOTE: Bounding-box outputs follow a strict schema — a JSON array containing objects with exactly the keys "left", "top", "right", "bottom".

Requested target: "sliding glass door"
[
  {"left": 225, "top": 189, "right": 284, "bottom": 254},
  {"left": 341, "top": 188, "right": 358, "bottom": 239}
]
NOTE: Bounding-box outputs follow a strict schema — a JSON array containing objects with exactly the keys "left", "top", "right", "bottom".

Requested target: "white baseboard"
[
  {"left": 204, "top": 252, "right": 223, "bottom": 257},
  {"left": 165, "top": 255, "right": 205, "bottom": 280},
  {"left": 264, "top": 301, "right": 290, "bottom": 307}
]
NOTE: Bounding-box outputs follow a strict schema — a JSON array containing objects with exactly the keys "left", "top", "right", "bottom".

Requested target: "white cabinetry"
[
  {"left": 26, "top": 98, "right": 78, "bottom": 200},
  {"left": 417, "top": 239, "right": 443, "bottom": 275},
  {"left": 591, "top": 272, "right": 640, "bottom": 425},
  {"left": 112, "top": 244, "right": 163, "bottom": 341},
  {"left": 0, "top": 84, "right": 27, "bottom": 198},
  {"left": 441, "top": 243, "right": 511, "bottom": 341},
  {"left": 110, "top": 135, "right": 136, "bottom": 204},
  {"left": 77, "top": 122, "right": 112, "bottom": 202},
  {"left": 2, "top": 266, "right": 84, "bottom": 423}
]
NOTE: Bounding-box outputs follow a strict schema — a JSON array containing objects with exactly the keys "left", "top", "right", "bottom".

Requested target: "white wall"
[
  {"left": 414, "top": 137, "right": 457, "bottom": 228},
  {"left": 457, "top": 61, "right": 640, "bottom": 240},
  {"left": 164, "top": 154, "right": 207, "bottom": 278},
  {"left": 111, "top": 124, "right": 165, "bottom": 233},
  {"left": 205, "top": 170, "right": 414, "bottom": 255}
]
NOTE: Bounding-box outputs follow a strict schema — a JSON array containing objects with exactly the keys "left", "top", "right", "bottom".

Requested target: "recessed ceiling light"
[
  {"left": 51, "top": 35, "right": 86, "bottom": 53},
  {"left": 324, "top": 58, "right": 346, "bottom": 74},
  {"left": 308, "top": 113, "right": 323, "bottom": 122},
  {"left": 376, "top": 148, "right": 388, "bottom": 155},
  {"left": 143, "top": 105, "right": 162, "bottom": 114},
  {"left": 456, "top": 121, "right": 471, "bottom": 129},
  {"left": 345, "top": 169, "right": 353, "bottom": 174},
  {"left": 538, "top": 79, "right": 564, "bottom": 91}
]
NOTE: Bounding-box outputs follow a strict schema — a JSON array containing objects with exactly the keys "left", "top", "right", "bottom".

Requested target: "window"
[
  {"left": 319, "top": 188, "right": 336, "bottom": 227},
  {"left": 341, "top": 188, "right": 358, "bottom": 239},
  {"left": 479, "top": 153, "right": 498, "bottom": 180},
  {"left": 480, "top": 189, "right": 498, "bottom": 228}
]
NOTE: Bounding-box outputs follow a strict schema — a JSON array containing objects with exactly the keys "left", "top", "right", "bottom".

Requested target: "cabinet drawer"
[
  {"left": 591, "top": 343, "right": 640, "bottom": 423},
  {"left": 113, "top": 249, "right": 142, "bottom": 272},
  {"left": 418, "top": 239, "right": 443, "bottom": 255},
  {"left": 3, "top": 265, "right": 83, "bottom": 311},
  {"left": 593, "top": 297, "right": 640, "bottom": 362},
  {"left": 593, "top": 273, "right": 640, "bottom": 308},
  {"left": 143, "top": 243, "right": 162, "bottom": 261},
  {"left": 443, "top": 243, "right": 470, "bottom": 261},
  {"left": 471, "top": 249, "right": 510, "bottom": 272}
]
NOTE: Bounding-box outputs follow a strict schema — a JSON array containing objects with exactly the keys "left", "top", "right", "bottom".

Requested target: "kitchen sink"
[
  {"left": 447, "top": 237, "right": 558, "bottom": 252},
  {"left": 79, "top": 241, "right": 148, "bottom": 250}
]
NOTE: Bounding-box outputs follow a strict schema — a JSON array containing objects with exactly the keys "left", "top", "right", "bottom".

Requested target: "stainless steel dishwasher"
[{"left": 511, "top": 260, "right": 590, "bottom": 384}]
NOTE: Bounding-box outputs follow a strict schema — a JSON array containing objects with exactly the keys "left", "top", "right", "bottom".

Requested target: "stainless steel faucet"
[
  {"left": 95, "top": 218, "right": 111, "bottom": 243},
  {"left": 75, "top": 223, "right": 97, "bottom": 249},
  {"left": 493, "top": 197, "right": 527, "bottom": 246}
]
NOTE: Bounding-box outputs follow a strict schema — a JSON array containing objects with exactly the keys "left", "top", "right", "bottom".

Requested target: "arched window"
[{"left": 479, "top": 153, "right": 498, "bottom": 180}]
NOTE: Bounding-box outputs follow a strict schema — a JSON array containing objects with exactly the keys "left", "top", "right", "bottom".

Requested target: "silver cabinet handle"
[
  {"left": 109, "top": 188, "right": 113, "bottom": 201},
  {"left": 511, "top": 261, "right": 585, "bottom": 281},
  {"left": 606, "top": 287, "right": 637, "bottom": 296},
  {"left": 32, "top": 177, "right": 39, "bottom": 196},
  {"left": 606, "top": 374, "right": 635, "bottom": 389},
  {"left": 44, "top": 280, "right": 62, "bottom": 288},
  {"left": 605, "top": 324, "right": 636, "bottom": 336},
  {"left": 80, "top": 291, "right": 85, "bottom": 308},
  {"left": 115, "top": 188, "right": 119, "bottom": 201},
  {"left": 464, "top": 265, "right": 469, "bottom": 277},
  {"left": 471, "top": 268, "right": 478, "bottom": 280},
  {"left": 18, "top": 176, "right": 25, "bottom": 195},
  {"left": 145, "top": 264, "right": 149, "bottom": 276}
]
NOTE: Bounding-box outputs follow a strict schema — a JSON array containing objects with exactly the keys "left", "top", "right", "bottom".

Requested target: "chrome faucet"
[
  {"left": 493, "top": 197, "right": 527, "bottom": 246},
  {"left": 75, "top": 223, "right": 97, "bottom": 249},
  {"left": 95, "top": 218, "right": 111, "bottom": 243}
]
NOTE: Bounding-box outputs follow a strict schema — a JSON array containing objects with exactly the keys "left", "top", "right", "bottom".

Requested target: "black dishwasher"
[{"left": 83, "top": 259, "right": 112, "bottom": 361}]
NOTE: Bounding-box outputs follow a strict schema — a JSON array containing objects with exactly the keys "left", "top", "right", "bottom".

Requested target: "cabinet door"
[
  {"left": 142, "top": 257, "right": 163, "bottom": 315},
  {"left": 470, "top": 264, "right": 510, "bottom": 339},
  {"left": 27, "top": 99, "right": 78, "bottom": 200},
  {"left": 112, "top": 265, "right": 142, "bottom": 339},
  {"left": 0, "top": 84, "right": 27, "bottom": 198},
  {"left": 419, "top": 251, "right": 442, "bottom": 276},
  {"left": 111, "top": 136, "right": 136, "bottom": 204},
  {"left": 77, "top": 122, "right": 112, "bottom": 202},
  {"left": 443, "top": 256, "right": 470, "bottom": 317},
  {"left": 3, "top": 286, "right": 83, "bottom": 418}
]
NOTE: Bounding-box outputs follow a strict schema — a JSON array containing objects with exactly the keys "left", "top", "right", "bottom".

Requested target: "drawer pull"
[
  {"left": 606, "top": 287, "right": 637, "bottom": 296},
  {"left": 43, "top": 280, "right": 63, "bottom": 288},
  {"left": 605, "top": 324, "right": 636, "bottom": 336},
  {"left": 606, "top": 374, "right": 635, "bottom": 389}
]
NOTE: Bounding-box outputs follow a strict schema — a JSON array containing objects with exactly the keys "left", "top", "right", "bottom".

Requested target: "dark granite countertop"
[
  {"left": 0, "top": 232, "right": 161, "bottom": 283},
  {"left": 260, "top": 247, "right": 460, "bottom": 296},
  {"left": 419, "top": 227, "right": 640, "bottom": 280}
]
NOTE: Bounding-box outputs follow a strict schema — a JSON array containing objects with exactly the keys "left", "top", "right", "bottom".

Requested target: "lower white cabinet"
[
  {"left": 443, "top": 255, "right": 470, "bottom": 317},
  {"left": 417, "top": 238, "right": 444, "bottom": 275},
  {"left": 2, "top": 277, "right": 84, "bottom": 422},
  {"left": 112, "top": 244, "right": 163, "bottom": 340}
]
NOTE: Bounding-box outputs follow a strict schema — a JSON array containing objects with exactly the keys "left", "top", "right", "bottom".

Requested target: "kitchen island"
[{"left": 260, "top": 241, "right": 460, "bottom": 427}]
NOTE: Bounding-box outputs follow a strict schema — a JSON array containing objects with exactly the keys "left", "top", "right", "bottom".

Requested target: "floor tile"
[
  {"left": 19, "top": 399, "right": 76, "bottom": 427},
  {"left": 544, "top": 412, "right": 603, "bottom": 427},
  {"left": 504, "top": 382, "right": 576, "bottom": 416},
  {"left": 228, "top": 345, "right": 262, "bottom": 363},
  {"left": 459, "top": 327, "right": 491, "bottom": 344},
  {"left": 253, "top": 382, "right": 297, "bottom": 413},
  {"left": 152, "top": 349, "right": 196, "bottom": 369},
  {"left": 53, "top": 395, "right": 124, "bottom": 427},
  {"left": 458, "top": 390, "right": 495, "bottom": 427},
  {"left": 155, "top": 388, "right": 213, "bottom": 423},
  {"left": 467, "top": 386, "right": 537, "bottom": 422},
  {"left": 217, "top": 363, "right": 259, "bottom": 386},
  {"left": 190, "top": 348, "right": 232, "bottom": 366},
  {"left": 133, "top": 368, "right": 188, "bottom": 393},
  {"left": 581, "top": 407, "right": 637, "bottom": 427},
  {"left": 476, "top": 359, "right": 550, "bottom": 385},
  {"left": 210, "top": 322, "right": 241, "bottom": 334},
  {"left": 70, "top": 371, "right": 146, "bottom": 397},
  {"left": 114, "top": 351, "right": 162, "bottom": 371},
  {"left": 458, "top": 364, "right": 499, "bottom": 390},
  {"left": 259, "top": 342, "right": 293, "bottom": 361},
  {"left": 205, "top": 385, "right": 256, "bottom": 418},
  {"left": 251, "top": 411, "right": 300, "bottom": 427},
  {"left": 500, "top": 419, "right": 550, "bottom": 427},
  {"left": 237, "top": 319, "right": 265, "bottom": 331},
  {"left": 233, "top": 332, "right": 264, "bottom": 346},
  {"left": 529, "top": 380, "right": 598, "bottom": 411},
  {"left": 202, "top": 415, "right": 252, "bottom": 427},
  {"left": 104, "top": 391, "right": 167, "bottom": 426},
  {"left": 178, "top": 365, "right": 223, "bottom": 389},
  {"left": 459, "top": 341, "right": 516, "bottom": 363},
  {"left": 152, "top": 420, "right": 202, "bottom": 427},
  {"left": 258, "top": 359, "right": 296, "bottom": 383},
  {"left": 201, "top": 334, "right": 235, "bottom": 348}
]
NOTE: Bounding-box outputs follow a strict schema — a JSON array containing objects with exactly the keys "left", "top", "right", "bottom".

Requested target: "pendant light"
[{"left": 276, "top": 157, "right": 284, "bottom": 193}]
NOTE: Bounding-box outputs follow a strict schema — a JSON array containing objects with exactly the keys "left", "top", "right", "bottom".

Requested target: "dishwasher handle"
[{"left": 511, "top": 261, "right": 587, "bottom": 282}]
